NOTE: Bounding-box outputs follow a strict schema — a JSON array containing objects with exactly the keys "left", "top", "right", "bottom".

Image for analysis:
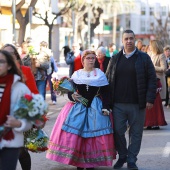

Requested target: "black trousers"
[
  {"left": 0, "top": 148, "right": 20, "bottom": 170},
  {"left": 19, "top": 147, "right": 31, "bottom": 170},
  {"left": 165, "top": 76, "right": 169, "bottom": 105}
]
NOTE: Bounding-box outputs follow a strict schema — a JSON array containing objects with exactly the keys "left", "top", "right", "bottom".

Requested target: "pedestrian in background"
[
  {"left": 164, "top": 45, "right": 170, "bottom": 107},
  {"left": 95, "top": 46, "right": 110, "bottom": 73},
  {"left": 106, "top": 29, "right": 157, "bottom": 170},
  {"left": 0, "top": 50, "right": 32, "bottom": 170},
  {"left": 144, "top": 78, "right": 167, "bottom": 130},
  {"left": 47, "top": 55, "right": 58, "bottom": 104},
  {"left": 65, "top": 43, "right": 83, "bottom": 77},
  {"left": 34, "top": 41, "right": 50, "bottom": 99},
  {"left": 39, "top": 41, "right": 58, "bottom": 104},
  {"left": 149, "top": 39, "right": 167, "bottom": 101},
  {"left": 106, "top": 43, "right": 118, "bottom": 57},
  {"left": 136, "top": 39, "right": 143, "bottom": 50}
]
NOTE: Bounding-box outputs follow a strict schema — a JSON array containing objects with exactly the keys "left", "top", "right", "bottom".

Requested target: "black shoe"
[
  {"left": 146, "top": 126, "right": 152, "bottom": 130},
  {"left": 152, "top": 126, "right": 160, "bottom": 130},
  {"left": 77, "top": 167, "right": 84, "bottom": 170},
  {"left": 127, "top": 162, "right": 138, "bottom": 170},
  {"left": 113, "top": 157, "right": 127, "bottom": 169},
  {"left": 86, "top": 168, "right": 94, "bottom": 170}
]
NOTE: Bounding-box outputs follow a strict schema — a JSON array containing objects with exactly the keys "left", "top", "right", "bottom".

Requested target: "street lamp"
[{"left": 87, "top": 0, "right": 92, "bottom": 49}]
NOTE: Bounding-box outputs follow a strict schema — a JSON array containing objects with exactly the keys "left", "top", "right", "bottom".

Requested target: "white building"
[{"left": 94, "top": 0, "right": 170, "bottom": 49}]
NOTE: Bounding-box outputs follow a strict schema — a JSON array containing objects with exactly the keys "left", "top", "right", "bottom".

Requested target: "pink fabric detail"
[{"left": 46, "top": 102, "right": 116, "bottom": 168}]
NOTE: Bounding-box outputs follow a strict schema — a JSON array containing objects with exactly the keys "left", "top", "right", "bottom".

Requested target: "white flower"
[
  {"left": 32, "top": 102, "right": 40, "bottom": 109},
  {"left": 32, "top": 94, "right": 44, "bottom": 102},
  {"left": 37, "top": 101, "right": 44, "bottom": 110},
  {"left": 39, "top": 109, "right": 45, "bottom": 115},
  {"left": 28, "top": 108, "right": 39, "bottom": 117}
]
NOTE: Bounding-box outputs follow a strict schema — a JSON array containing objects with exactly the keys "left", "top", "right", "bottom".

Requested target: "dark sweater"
[
  {"left": 114, "top": 54, "right": 138, "bottom": 103},
  {"left": 106, "top": 49, "right": 157, "bottom": 109}
]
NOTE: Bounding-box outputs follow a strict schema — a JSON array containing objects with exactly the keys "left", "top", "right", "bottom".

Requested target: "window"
[
  {"left": 141, "top": 7, "right": 145, "bottom": 15},
  {"left": 150, "top": 7, "right": 154, "bottom": 15},
  {"left": 103, "top": 22, "right": 112, "bottom": 31},
  {"left": 141, "top": 20, "right": 145, "bottom": 32},
  {"left": 161, "top": 6, "right": 166, "bottom": 16}
]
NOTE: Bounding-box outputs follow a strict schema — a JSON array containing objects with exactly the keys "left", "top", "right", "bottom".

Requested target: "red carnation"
[{"left": 24, "top": 94, "right": 33, "bottom": 101}]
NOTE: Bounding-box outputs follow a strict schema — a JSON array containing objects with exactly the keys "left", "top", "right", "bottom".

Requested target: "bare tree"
[
  {"left": 83, "top": 6, "right": 103, "bottom": 46},
  {"left": 33, "top": 0, "right": 76, "bottom": 48},
  {"left": 154, "top": 12, "right": 170, "bottom": 46},
  {"left": 14, "top": 0, "right": 38, "bottom": 44}
]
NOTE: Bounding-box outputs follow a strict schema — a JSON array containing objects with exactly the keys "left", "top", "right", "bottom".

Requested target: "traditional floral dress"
[{"left": 46, "top": 68, "right": 116, "bottom": 168}]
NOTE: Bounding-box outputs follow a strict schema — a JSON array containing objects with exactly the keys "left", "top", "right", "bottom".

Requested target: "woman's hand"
[
  {"left": 4, "top": 115, "right": 21, "bottom": 128},
  {"left": 72, "top": 92, "right": 82, "bottom": 102},
  {"left": 102, "top": 109, "right": 110, "bottom": 116}
]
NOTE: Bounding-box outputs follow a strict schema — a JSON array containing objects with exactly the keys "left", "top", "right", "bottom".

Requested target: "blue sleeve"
[
  {"left": 65, "top": 52, "right": 75, "bottom": 65},
  {"left": 51, "top": 56, "right": 58, "bottom": 72}
]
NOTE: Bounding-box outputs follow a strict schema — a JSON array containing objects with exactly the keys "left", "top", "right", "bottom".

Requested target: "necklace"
[
  {"left": 83, "top": 69, "right": 93, "bottom": 77},
  {"left": 87, "top": 72, "right": 90, "bottom": 77}
]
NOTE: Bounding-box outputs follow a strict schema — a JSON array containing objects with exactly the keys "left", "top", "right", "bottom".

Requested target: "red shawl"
[
  {"left": 73, "top": 54, "right": 83, "bottom": 72},
  {"left": 97, "top": 58, "right": 105, "bottom": 72},
  {"left": 0, "top": 74, "right": 14, "bottom": 140}
]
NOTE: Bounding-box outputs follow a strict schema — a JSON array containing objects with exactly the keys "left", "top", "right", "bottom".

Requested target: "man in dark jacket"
[{"left": 106, "top": 29, "right": 157, "bottom": 170}]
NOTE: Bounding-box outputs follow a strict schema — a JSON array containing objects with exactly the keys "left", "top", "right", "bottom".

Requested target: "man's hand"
[{"left": 146, "top": 102, "right": 153, "bottom": 110}]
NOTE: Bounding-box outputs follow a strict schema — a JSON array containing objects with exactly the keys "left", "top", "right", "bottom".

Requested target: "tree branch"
[{"left": 16, "top": 0, "right": 25, "bottom": 11}]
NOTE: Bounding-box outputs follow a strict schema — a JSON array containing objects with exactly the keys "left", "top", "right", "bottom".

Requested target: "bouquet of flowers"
[
  {"left": 24, "top": 128, "right": 48, "bottom": 153},
  {"left": 28, "top": 45, "right": 39, "bottom": 55},
  {"left": 52, "top": 77, "right": 88, "bottom": 106},
  {"left": 14, "top": 94, "right": 48, "bottom": 127}
]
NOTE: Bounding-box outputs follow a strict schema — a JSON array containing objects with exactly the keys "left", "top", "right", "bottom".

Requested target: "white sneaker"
[{"left": 52, "top": 101, "right": 56, "bottom": 105}]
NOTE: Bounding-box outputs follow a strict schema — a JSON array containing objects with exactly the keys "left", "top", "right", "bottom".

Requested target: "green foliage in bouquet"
[{"left": 24, "top": 128, "right": 48, "bottom": 153}]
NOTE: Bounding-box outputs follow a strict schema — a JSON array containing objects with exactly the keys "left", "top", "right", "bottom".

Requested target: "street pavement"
[{"left": 16, "top": 65, "right": 170, "bottom": 170}]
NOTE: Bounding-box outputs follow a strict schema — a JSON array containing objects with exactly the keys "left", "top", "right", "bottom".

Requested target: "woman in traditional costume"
[{"left": 46, "top": 50, "right": 116, "bottom": 169}]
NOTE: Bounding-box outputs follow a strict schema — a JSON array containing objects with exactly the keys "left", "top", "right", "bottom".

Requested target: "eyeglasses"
[
  {"left": 85, "top": 57, "right": 96, "bottom": 60},
  {"left": 0, "top": 60, "right": 7, "bottom": 66}
]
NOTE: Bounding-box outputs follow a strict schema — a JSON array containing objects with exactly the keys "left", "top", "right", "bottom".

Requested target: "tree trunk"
[
  {"left": 18, "top": 20, "right": 27, "bottom": 44},
  {"left": 49, "top": 25, "right": 53, "bottom": 49},
  {"left": 74, "top": 17, "right": 78, "bottom": 43}
]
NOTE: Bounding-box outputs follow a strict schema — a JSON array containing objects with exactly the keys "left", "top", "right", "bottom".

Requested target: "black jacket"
[{"left": 106, "top": 49, "right": 157, "bottom": 109}]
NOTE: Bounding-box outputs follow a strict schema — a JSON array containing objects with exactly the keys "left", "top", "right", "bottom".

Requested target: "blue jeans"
[
  {"left": 36, "top": 80, "right": 46, "bottom": 100},
  {"left": 46, "top": 73, "right": 56, "bottom": 102},
  {"left": 0, "top": 147, "right": 20, "bottom": 170},
  {"left": 113, "top": 103, "right": 145, "bottom": 163}
]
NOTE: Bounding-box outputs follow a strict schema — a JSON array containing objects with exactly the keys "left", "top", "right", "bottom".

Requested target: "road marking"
[{"left": 162, "top": 142, "right": 170, "bottom": 157}]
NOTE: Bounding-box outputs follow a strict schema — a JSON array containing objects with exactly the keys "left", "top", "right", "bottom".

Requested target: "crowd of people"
[{"left": 0, "top": 29, "right": 169, "bottom": 170}]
